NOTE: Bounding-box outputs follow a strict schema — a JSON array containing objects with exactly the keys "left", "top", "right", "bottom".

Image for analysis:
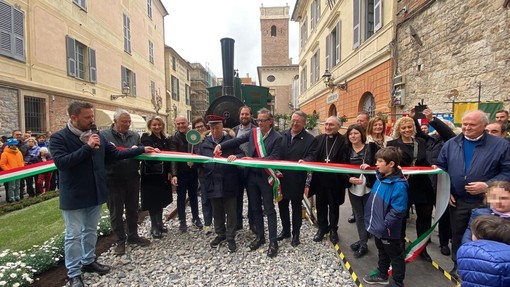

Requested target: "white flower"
[
  {"left": 13, "top": 283, "right": 20, "bottom": 287},
  {"left": 26, "top": 277, "right": 34, "bottom": 283},
  {"left": 0, "top": 280, "right": 7, "bottom": 286},
  {"left": 9, "top": 273, "right": 17, "bottom": 278}
]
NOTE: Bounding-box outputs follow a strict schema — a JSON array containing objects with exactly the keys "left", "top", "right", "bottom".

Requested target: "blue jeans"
[
  {"left": 6, "top": 179, "right": 20, "bottom": 201},
  {"left": 62, "top": 205, "right": 102, "bottom": 278}
]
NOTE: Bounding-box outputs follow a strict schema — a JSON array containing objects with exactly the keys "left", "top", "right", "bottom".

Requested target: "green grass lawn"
[{"left": 0, "top": 197, "right": 64, "bottom": 251}]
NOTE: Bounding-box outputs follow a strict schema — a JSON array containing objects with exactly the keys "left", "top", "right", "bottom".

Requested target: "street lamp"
[{"left": 111, "top": 84, "right": 131, "bottom": 100}]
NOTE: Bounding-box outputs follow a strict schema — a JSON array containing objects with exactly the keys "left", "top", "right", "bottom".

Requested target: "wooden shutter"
[
  {"left": 123, "top": 14, "right": 131, "bottom": 53},
  {"left": 12, "top": 7, "right": 24, "bottom": 61},
  {"left": 325, "top": 34, "right": 331, "bottom": 71},
  {"left": 89, "top": 48, "right": 96, "bottom": 83},
  {"left": 353, "top": 0, "right": 361, "bottom": 48},
  {"left": 121, "top": 66, "right": 127, "bottom": 90},
  {"left": 0, "top": 2, "right": 13, "bottom": 57},
  {"left": 66, "top": 36, "right": 76, "bottom": 77},
  {"left": 132, "top": 72, "right": 136, "bottom": 96}
]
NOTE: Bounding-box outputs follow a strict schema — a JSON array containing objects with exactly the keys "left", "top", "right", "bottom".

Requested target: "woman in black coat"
[
  {"left": 140, "top": 116, "right": 172, "bottom": 238},
  {"left": 387, "top": 116, "right": 434, "bottom": 261}
]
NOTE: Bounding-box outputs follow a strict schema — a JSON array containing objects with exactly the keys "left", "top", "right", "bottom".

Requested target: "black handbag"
[{"left": 143, "top": 161, "right": 164, "bottom": 175}]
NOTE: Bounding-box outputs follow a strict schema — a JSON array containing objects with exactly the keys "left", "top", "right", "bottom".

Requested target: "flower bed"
[{"left": 0, "top": 213, "right": 111, "bottom": 286}]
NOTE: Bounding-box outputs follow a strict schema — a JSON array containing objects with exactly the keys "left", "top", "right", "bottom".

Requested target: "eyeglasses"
[
  {"left": 256, "top": 119, "right": 271, "bottom": 123},
  {"left": 195, "top": 125, "right": 205, "bottom": 129}
]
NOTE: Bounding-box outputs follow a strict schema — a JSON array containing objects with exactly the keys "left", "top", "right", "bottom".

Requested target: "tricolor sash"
[{"left": 253, "top": 128, "right": 283, "bottom": 203}]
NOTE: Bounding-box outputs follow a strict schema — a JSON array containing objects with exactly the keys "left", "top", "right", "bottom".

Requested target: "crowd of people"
[
  {"left": 0, "top": 129, "right": 55, "bottom": 202},
  {"left": 2, "top": 101, "right": 510, "bottom": 287}
]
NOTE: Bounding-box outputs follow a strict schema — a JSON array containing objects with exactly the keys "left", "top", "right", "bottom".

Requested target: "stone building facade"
[
  {"left": 0, "top": 0, "right": 168, "bottom": 136},
  {"left": 291, "top": 0, "right": 394, "bottom": 130},
  {"left": 395, "top": 0, "right": 510, "bottom": 113}
]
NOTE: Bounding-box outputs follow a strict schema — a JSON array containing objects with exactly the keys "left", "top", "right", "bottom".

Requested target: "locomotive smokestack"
[{"left": 220, "top": 38, "right": 235, "bottom": 97}]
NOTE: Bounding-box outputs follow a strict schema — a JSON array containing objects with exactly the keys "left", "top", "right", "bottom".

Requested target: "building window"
[
  {"left": 171, "top": 76, "right": 179, "bottom": 101},
  {"left": 185, "top": 84, "right": 190, "bottom": 105},
  {"left": 353, "top": 0, "right": 382, "bottom": 49},
  {"left": 172, "top": 56, "right": 176, "bottom": 71},
  {"left": 300, "top": 21, "right": 308, "bottom": 49},
  {"left": 0, "top": 1, "right": 25, "bottom": 62},
  {"left": 150, "top": 80, "right": 155, "bottom": 98},
  {"left": 310, "top": 50, "right": 320, "bottom": 85},
  {"left": 271, "top": 25, "right": 277, "bottom": 37},
  {"left": 148, "top": 40, "right": 154, "bottom": 64},
  {"left": 147, "top": 0, "right": 152, "bottom": 19},
  {"left": 66, "top": 35, "right": 96, "bottom": 83},
  {"left": 300, "top": 66, "right": 307, "bottom": 92},
  {"left": 24, "top": 96, "right": 46, "bottom": 134},
  {"left": 310, "top": 0, "right": 321, "bottom": 31},
  {"left": 73, "top": 0, "right": 86, "bottom": 10},
  {"left": 121, "top": 66, "right": 136, "bottom": 96},
  {"left": 326, "top": 21, "right": 341, "bottom": 71},
  {"left": 360, "top": 92, "right": 376, "bottom": 117},
  {"left": 123, "top": 14, "right": 131, "bottom": 54}
]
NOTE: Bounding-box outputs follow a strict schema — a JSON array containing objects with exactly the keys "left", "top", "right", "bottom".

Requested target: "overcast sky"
[{"left": 162, "top": 0, "right": 298, "bottom": 84}]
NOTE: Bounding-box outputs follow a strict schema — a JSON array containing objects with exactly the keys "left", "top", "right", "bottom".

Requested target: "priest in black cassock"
[{"left": 308, "top": 116, "right": 349, "bottom": 244}]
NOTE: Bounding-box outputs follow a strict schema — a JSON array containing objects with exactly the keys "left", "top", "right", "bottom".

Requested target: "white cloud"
[{"left": 162, "top": 0, "right": 298, "bottom": 84}]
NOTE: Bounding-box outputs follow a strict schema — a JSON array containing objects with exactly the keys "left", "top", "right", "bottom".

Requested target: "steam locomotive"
[{"left": 206, "top": 38, "right": 273, "bottom": 128}]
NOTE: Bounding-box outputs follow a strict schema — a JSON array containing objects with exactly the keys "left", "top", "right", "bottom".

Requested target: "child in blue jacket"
[{"left": 363, "top": 146, "right": 409, "bottom": 287}]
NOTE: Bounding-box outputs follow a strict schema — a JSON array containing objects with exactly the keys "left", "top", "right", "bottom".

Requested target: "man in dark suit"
[
  {"left": 309, "top": 116, "right": 349, "bottom": 245},
  {"left": 277, "top": 111, "right": 317, "bottom": 247},
  {"left": 214, "top": 108, "right": 282, "bottom": 258},
  {"left": 50, "top": 102, "right": 155, "bottom": 287}
]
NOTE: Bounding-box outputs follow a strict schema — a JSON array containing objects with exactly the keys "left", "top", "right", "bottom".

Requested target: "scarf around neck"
[{"left": 67, "top": 120, "right": 94, "bottom": 144}]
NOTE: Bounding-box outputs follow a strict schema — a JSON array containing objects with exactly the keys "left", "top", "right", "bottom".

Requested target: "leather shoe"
[
  {"left": 440, "top": 245, "right": 451, "bottom": 256},
  {"left": 151, "top": 225, "right": 162, "bottom": 239},
  {"left": 420, "top": 249, "right": 432, "bottom": 262},
  {"left": 276, "top": 231, "right": 291, "bottom": 241},
  {"left": 329, "top": 230, "right": 339, "bottom": 245},
  {"left": 350, "top": 240, "right": 361, "bottom": 252},
  {"left": 81, "top": 260, "right": 111, "bottom": 275},
  {"left": 291, "top": 235, "right": 300, "bottom": 247},
  {"left": 348, "top": 214, "right": 356, "bottom": 223},
  {"left": 313, "top": 229, "right": 327, "bottom": 242},
  {"left": 267, "top": 241, "right": 278, "bottom": 258},
  {"left": 113, "top": 242, "right": 125, "bottom": 255},
  {"left": 68, "top": 276, "right": 84, "bottom": 287},
  {"left": 249, "top": 238, "right": 266, "bottom": 251},
  {"left": 354, "top": 244, "right": 368, "bottom": 258}
]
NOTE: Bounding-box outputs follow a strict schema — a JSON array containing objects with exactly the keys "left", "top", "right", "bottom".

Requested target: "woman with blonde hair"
[
  {"left": 388, "top": 116, "right": 435, "bottom": 261},
  {"left": 140, "top": 116, "right": 173, "bottom": 238},
  {"left": 366, "top": 116, "right": 393, "bottom": 148}
]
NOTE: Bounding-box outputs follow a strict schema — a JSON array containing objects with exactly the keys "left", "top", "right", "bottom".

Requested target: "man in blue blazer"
[
  {"left": 214, "top": 108, "right": 282, "bottom": 258},
  {"left": 50, "top": 102, "right": 155, "bottom": 287}
]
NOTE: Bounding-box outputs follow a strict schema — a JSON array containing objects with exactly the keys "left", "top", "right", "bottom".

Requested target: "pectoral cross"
[{"left": 325, "top": 157, "right": 330, "bottom": 163}]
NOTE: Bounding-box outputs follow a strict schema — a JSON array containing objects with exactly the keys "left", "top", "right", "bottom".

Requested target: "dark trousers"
[
  {"left": 106, "top": 177, "right": 140, "bottom": 243},
  {"left": 438, "top": 206, "right": 451, "bottom": 246},
  {"left": 349, "top": 191, "right": 370, "bottom": 243},
  {"left": 375, "top": 236, "right": 405, "bottom": 284},
  {"left": 176, "top": 171, "right": 199, "bottom": 223},
  {"left": 278, "top": 198, "right": 302, "bottom": 236},
  {"left": 25, "top": 176, "right": 37, "bottom": 196},
  {"left": 211, "top": 196, "right": 237, "bottom": 240},
  {"left": 199, "top": 177, "right": 213, "bottom": 226},
  {"left": 414, "top": 203, "right": 433, "bottom": 238},
  {"left": 316, "top": 188, "right": 340, "bottom": 231},
  {"left": 449, "top": 198, "right": 484, "bottom": 262},
  {"left": 247, "top": 170, "right": 277, "bottom": 242},
  {"left": 237, "top": 172, "right": 254, "bottom": 226}
]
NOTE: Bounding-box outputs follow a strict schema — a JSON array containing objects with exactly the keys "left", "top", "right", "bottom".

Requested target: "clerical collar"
[
  {"left": 464, "top": 133, "right": 484, "bottom": 141},
  {"left": 327, "top": 133, "right": 338, "bottom": 139}
]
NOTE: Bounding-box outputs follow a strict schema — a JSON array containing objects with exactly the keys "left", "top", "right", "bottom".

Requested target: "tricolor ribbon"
[{"left": 0, "top": 150, "right": 449, "bottom": 263}]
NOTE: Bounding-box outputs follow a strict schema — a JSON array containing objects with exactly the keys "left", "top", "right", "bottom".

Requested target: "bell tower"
[{"left": 260, "top": 5, "right": 290, "bottom": 66}]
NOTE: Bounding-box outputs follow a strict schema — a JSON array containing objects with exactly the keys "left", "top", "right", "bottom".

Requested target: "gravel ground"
[{"left": 81, "top": 200, "right": 356, "bottom": 287}]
